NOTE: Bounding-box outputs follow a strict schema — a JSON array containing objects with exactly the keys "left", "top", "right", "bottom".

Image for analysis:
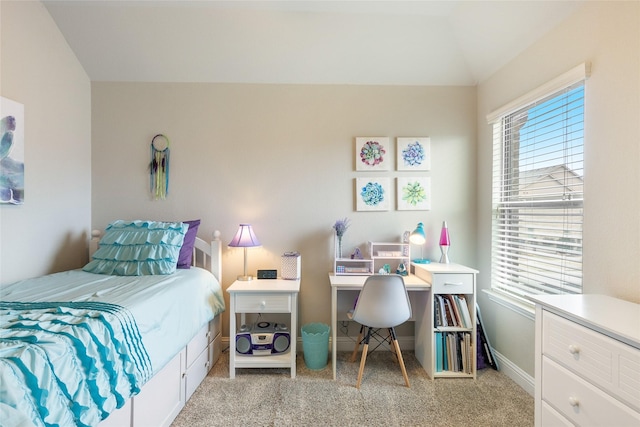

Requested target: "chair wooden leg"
[
  {"left": 390, "top": 328, "right": 410, "bottom": 388},
  {"left": 356, "top": 343, "right": 369, "bottom": 389},
  {"left": 356, "top": 327, "right": 372, "bottom": 389},
  {"left": 388, "top": 328, "right": 398, "bottom": 364},
  {"left": 350, "top": 325, "right": 364, "bottom": 363}
]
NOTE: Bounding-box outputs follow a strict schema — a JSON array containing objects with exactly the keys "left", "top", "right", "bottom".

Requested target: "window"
[{"left": 488, "top": 64, "right": 588, "bottom": 301}]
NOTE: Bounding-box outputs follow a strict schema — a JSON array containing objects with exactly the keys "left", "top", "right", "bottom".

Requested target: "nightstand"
[{"left": 227, "top": 278, "right": 301, "bottom": 378}]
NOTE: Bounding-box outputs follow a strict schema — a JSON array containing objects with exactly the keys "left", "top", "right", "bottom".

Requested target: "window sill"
[{"left": 483, "top": 289, "right": 535, "bottom": 321}]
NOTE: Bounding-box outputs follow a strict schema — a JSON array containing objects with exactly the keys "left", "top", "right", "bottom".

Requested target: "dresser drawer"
[
  {"left": 542, "top": 357, "right": 640, "bottom": 426},
  {"left": 543, "top": 311, "right": 640, "bottom": 411},
  {"left": 541, "top": 401, "right": 573, "bottom": 427},
  {"left": 234, "top": 293, "right": 292, "bottom": 312},
  {"left": 431, "top": 273, "right": 474, "bottom": 294}
]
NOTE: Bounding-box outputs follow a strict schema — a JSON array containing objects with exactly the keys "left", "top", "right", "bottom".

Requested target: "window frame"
[{"left": 487, "top": 63, "right": 590, "bottom": 304}]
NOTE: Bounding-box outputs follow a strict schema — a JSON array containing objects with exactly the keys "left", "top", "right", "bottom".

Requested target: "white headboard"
[{"left": 193, "top": 231, "right": 222, "bottom": 282}]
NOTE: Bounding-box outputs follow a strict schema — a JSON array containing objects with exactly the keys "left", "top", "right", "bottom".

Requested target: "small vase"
[{"left": 337, "top": 236, "right": 343, "bottom": 259}]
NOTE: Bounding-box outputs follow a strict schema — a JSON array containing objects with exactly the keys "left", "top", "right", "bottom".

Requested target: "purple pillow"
[{"left": 177, "top": 219, "right": 200, "bottom": 269}]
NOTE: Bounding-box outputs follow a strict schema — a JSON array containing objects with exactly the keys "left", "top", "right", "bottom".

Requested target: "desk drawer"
[
  {"left": 235, "top": 293, "right": 292, "bottom": 313},
  {"left": 543, "top": 311, "right": 640, "bottom": 411},
  {"left": 542, "top": 357, "right": 640, "bottom": 426},
  {"left": 432, "top": 273, "right": 473, "bottom": 294}
]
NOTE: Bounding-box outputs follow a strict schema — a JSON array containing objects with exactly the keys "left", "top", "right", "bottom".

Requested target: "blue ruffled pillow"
[{"left": 83, "top": 220, "right": 188, "bottom": 276}]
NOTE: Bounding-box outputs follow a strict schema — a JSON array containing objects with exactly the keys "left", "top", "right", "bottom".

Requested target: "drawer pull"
[
  {"left": 260, "top": 301, "right": 266, "bottom": 309},
  {"left": 444, "top": 282, "right": 464, "bottom": 286},
  {"left": 568, "top": 344, "right": 580, "bottom": 355},
  {"left": 568, "top": 396, "right": 580, "bottom": 407}
]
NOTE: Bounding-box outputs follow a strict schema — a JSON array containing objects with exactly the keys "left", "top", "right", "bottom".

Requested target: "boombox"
[{"left": 235, "top": 321, "right": 291, "bottom": 356}]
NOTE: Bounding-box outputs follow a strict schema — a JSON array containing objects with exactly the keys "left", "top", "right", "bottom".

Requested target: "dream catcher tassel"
[{"left": 150, "top": 134, "right": 170, "bottom": 200}]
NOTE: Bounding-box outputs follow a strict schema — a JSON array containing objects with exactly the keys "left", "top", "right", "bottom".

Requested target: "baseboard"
[{"left": 493, "top": 349, "right": 535, "bottom": 396}]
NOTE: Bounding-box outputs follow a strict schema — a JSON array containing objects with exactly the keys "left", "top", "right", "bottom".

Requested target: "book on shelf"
[
  {"left": 476, "top": 303, "right": 498, "bottom": 370},
  {"left": 434, "top": 299, "right": 443, "bottom": 327},
  {"left": 445, "top": 295, "right": 463, "bottom": 327},
  {"left": 455, "top": 295, "right": 473, "bottom": 328},
  {"left": 435, "top": 295, "right": 448, "bottom": 326},
  {"left": 435, "top": 331, "right": 473, "bottom": 374},
  {"left": 435, "top": 331, "right": 444, "bottom": 372}
]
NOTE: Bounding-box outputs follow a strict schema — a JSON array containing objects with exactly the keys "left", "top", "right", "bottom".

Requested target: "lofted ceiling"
[{"left": 42, "top": 0, "right": 585, "bottom": 86}]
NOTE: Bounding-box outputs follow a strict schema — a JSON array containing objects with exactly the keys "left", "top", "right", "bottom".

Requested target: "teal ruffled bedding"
[
  {"left": 0, "top": 301, "right": 152, "bottom": 427},
  {"left": 0, "top": 267, "right": 225, "bottom": 427},
  {"left": 83, "top": 220, "right": 188, "bottom": 276}
]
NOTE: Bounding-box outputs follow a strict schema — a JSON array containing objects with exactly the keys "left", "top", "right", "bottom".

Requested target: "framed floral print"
[
  {"left": 397, "top": 137, "right": 430, "bottom": 171},
  {"left": 355, "top": 137, "right": 390, "bottom": 171},
  {"left": 397, "top": 177, "right": 431, "bottom": 210},
  {"left": 356, "top": 177, "right": 390, "bottom": 211}
]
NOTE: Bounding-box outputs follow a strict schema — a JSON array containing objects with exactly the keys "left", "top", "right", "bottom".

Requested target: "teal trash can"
[{"left": 301, "top": 323, "right": 330, "bottom": 370}]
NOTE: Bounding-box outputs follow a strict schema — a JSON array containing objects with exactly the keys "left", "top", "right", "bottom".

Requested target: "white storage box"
[{"left": 281, "top": 252, "right": 301, "bottom": 280}]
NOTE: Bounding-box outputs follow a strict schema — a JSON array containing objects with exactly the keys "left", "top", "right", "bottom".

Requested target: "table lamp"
[
  {"left": 228, "top": 224, "right": 261, "bottom": 280},
  {"left": 439, "top": 221, "right": 451, "bottom": 264},
  {"left": 410, "top": 222, "right": 429, "bottom": 264}
]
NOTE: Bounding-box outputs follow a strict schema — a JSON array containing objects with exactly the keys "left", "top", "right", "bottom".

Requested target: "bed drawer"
[
  {"left": 234, "top": 293, "right": 292, "bottom": 312},
  {"left": 186, "top": 317, "right": 222, "bottom": 368},
  {"left": 542, "top": 357, "right": 640, "bottom": 426},
  {"left": 431, "top": 273, "right": 474, "bottom": 294},
  {"left": 543, "top": 311, "right": 640, "bottom": 410},
  {"left": 186, "top": 344, "right": 210, "bottom": 400},
  {"left": 186, "top": 324, "right": 209, "bottom": 368}
]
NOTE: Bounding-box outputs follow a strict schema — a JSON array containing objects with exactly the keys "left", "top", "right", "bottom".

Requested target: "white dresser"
[{"left": 529, "top": 294, "right": 640, "bottom": 426}]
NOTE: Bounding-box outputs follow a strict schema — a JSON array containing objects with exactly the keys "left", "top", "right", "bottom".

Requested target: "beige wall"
[
  {"left": 476, "top": 1, "right": 640, "bottom": 378},
  {"left": 91, "top": 82, "right": 477, "bottom": 336},
  {"left": 0, "top": 1, "right": 91, "bottom": 284}
]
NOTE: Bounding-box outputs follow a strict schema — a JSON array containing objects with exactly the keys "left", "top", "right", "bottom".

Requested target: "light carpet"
[{"left": 171, "top": 350, "right": 533, "bottom": 427}]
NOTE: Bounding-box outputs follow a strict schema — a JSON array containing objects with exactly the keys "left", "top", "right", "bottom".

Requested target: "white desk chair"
[{"left": 348, "top": 274, "right": 411, "bottom": 389}]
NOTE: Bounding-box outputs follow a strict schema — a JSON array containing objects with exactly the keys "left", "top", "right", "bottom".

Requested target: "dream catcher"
[{"left": 150, "top": 134, "right": 170, "bottom": 200}]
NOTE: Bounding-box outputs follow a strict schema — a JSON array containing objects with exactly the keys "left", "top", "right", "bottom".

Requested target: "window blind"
[{"left": 490, "top": 69, "right": 586, "bottom": 299}]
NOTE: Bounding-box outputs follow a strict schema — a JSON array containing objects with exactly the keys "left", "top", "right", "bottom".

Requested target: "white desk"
[
  {"left": 329, "top": 262, "right": 478, "bottom": 380},
  {"left": 227, "top": 279, "right": 300, "bottom": 378},
  {"left": 329, "top": 273, "right": 430, "bottom": 380}
]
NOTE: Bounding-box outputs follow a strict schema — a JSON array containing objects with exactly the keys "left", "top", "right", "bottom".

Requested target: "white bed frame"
[{"left": 96, "top": 231, "right": 224, "bottom": 427}]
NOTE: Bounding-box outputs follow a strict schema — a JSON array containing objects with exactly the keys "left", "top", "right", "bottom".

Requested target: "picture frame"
[
  {"left": 1, "top": 96, "right": 25, "bottom": 205},
  {"left": 397, "top": 137, "right": 430, "bottom": 171},
  {"left": 356, "top": 177, "right": 390, "bottom": 211},
  {"left": 355, "top": 137, "right": 390, "bottom": 171},
  {"left": 397, "top": 177, "right": 431, "bottom": 210}
]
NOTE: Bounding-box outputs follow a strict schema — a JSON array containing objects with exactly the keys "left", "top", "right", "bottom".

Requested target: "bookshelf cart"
[{"left": 412, "top": 262, "right": 478, "bottom": 379}]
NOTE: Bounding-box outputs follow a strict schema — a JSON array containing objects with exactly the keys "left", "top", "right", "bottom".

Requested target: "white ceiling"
[{"left": 42, "top": 0, "right": 585, "bottom": 86}]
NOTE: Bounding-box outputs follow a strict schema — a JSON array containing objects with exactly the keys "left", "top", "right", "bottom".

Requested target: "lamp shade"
[
  {"left": 409, "top": 222, "right": 426, "bottom": 245},
  {"left": 228, "top": 224, "right": 261, "bottom": 248}
]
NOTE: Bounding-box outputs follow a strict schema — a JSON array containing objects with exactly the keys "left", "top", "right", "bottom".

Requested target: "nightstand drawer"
[
  {"left": 234, "top": 293, "right": 292, "bottom": 312},
  {"left": 543, "top": 311, "right": 640, "bottom": 411},
  {"left": 431, "top": 273, "right": 473, "bottom": 294},
  {"left": 542, "top": 357, "right": 640, "bottom": 425}
]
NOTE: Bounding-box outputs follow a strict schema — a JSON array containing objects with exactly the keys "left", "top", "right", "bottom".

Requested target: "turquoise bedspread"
[{"left": 0, "top": 301, "right": 152, "bottom": 427}]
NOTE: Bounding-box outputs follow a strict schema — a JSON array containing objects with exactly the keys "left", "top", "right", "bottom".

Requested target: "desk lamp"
[
  {"left": 439, "top": 221, "right": 451, "bottom": 264},
  {"left": 228, "top": 224, "right": 261, "bottom": 281},
  {"left": 410, "top": 222, "right": 430, "bottom": 264}
]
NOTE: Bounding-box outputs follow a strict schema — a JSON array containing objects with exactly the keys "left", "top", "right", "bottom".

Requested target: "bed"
[{"left": 0, "top": 220, "right": 225, "bottom": 427}]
